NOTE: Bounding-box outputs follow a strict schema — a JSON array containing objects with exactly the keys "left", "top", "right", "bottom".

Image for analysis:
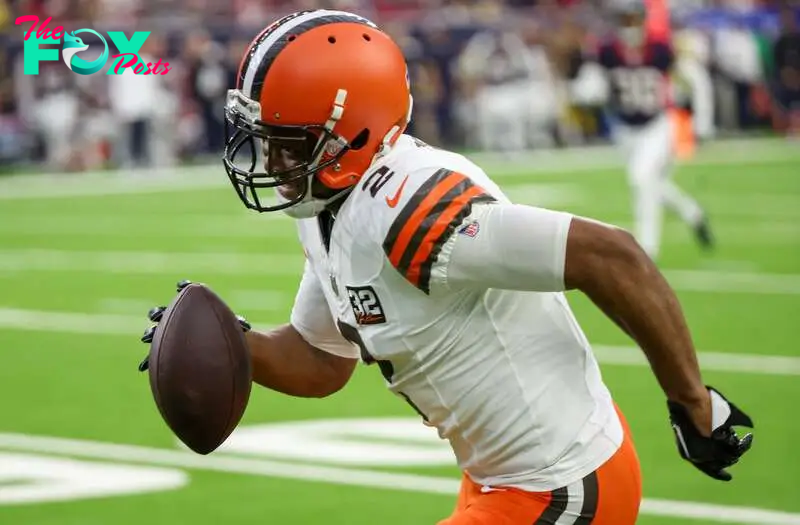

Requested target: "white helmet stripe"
[{"left": 242, "top": 9, "right": 376, "bottom": 99}]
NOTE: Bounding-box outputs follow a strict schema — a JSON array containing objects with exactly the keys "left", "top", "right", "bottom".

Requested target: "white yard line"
[
  {"left": 0, "top": 432, "right": 797, "bottom": 524},
  {"left": 0, "top": 308, "right": 150, "bottom": 335},
  {"left": 0, "top": 249, "right": 304, "bottom": 276},
  {"left": 593, "top": 345, "right": 800, "bottom": 376},
  {"left": 0, "top": 166, "right": 227, "bottom": 200},
  {"left": 664, "top": 270, "right": 800, "bottom": 295},
  {"left": 1, "top": 249, "right": 799, "bottom": 295},
  {"left": 96, "top": 291, "right": 289, "bottom": 315},
  {"left": 0, "top": 215, "right": 292, "bottom": 237},
  {"left": 0, "top": 308, "right": 797, "bottom": 376}
]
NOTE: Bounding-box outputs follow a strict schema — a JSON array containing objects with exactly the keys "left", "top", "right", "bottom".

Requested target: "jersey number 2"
[{"left": 361, "top": 165, "right": 394, "bottom": 198}]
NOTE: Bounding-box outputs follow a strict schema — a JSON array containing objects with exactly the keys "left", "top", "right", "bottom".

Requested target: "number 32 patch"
[{"left": 346, "top": 285, "right": 387, "bottom": 325}]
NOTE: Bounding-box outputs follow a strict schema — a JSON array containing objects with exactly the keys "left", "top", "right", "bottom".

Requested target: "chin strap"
[
  {"left": 372, "top": 93, "right": 414, "bottom": 163},
  {"left": 280, "top": 184, "right": 354, "bottom": 219}
]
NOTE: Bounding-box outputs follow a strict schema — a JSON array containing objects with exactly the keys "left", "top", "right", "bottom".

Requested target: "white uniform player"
[
  {"left": 140, "top": 9, "right": 755, "bottom": 525},
  {"left": 292, "top": 135, "right": 623, "bottom": 492}
]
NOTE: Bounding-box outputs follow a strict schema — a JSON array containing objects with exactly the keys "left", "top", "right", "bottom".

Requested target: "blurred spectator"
[
  {"left": 31, "top": 65, "right": 79, "bottom": 170},
  {"left": 0, "top": 0, "right": 797, "bottom": 172},
  {"left": 184, "top": 31, "right": 231, "bottom": 156},
  {"left": 0, "top": 46, "right": 30, "bottom": 166},
  {"left": 546, "top": 11, "right": 593, "bottom": 145},
  {"left": 415, "top": 20, "right": 464, "bottom": 146},
  {"left": 772, "top": 4, "right": 800, "bottom": 136},
  {"left": 108, "top": 35, "right": 175, "bottom": 168},
  {"left": 458, "top": 27, "right": 556, "bottom": 151},
  {"left": 0, "top": 0, "right": 9, "bottom": 30},
  {"left": 713, "top": 19, "right": 764, "bottom": 129}
]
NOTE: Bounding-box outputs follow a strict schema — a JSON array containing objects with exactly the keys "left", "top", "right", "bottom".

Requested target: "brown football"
[{"left": 146, "top": 283, "right": 252, "bottom": 455}]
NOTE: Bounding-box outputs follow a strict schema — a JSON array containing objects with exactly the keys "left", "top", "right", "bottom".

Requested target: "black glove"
[
  {"left": 137, "top": 279, "right": 251, "bottom": 372},
  {"left": 668, "top": 386, "right": 754, "bottom": 481}
]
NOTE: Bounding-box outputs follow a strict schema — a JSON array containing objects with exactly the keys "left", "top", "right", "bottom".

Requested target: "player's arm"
[
  {"left": 247, "top": 261, "right": 358, "bottom": 398},
  {"left": 427, "top": 201, "right": 752, "bottom": 480},
  {"left": 245, "top": 325, "right": 356, "bottom": 398},
  {"left": 561, "top": 216, "right": 753, "bottom": 480},
  {"left": 564, "top": 217, "right": 706, "bottom": 406}
]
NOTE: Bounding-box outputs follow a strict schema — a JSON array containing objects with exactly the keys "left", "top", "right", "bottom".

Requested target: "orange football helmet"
[{"left": 223, "top": 10, "right": 413, "bottom": 217}]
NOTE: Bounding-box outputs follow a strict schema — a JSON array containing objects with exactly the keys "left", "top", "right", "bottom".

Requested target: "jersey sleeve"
[
  {"left": 381, "top": 168, "right": 497, "bottom": 295},
  {"left": 438, "top": 202, "right": 574, "bottom": 293},
  {"left": 290, "top": 260, "right": 359, "bottom": 359}
]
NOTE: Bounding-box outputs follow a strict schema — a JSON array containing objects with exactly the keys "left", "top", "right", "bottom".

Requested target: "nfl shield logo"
[{"left": 458, "top": 220, "right": 480, "bottom": 238}]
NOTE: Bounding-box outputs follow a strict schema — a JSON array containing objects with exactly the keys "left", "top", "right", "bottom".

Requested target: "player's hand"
[
  {"left": 668, "top": 386, "right": 754, "bottom": 481},
  {"left": 137, "top": 279, "right": 251, "bottom": 372}
]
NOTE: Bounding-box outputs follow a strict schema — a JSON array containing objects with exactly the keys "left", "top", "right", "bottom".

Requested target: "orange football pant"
[{"left": 437, "top": 408, "right": 642, "bottom": 525}]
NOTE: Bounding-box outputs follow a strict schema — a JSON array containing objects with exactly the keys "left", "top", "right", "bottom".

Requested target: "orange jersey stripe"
[
  {"left": 405, "top": 185, "right": 486, "bottom": 286},
  {"left": 386, "top": 172, "right": 466, "bottom": 268}
]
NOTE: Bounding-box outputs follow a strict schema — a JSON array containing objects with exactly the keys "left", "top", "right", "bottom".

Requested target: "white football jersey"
[{"left": 290, "top": 135, "right": 623, "bottom": 491}]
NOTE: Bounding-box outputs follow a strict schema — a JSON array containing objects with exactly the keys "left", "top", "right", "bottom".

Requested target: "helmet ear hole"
[{"left": 349, "top": 128, "right": 370, "bottom": 150}]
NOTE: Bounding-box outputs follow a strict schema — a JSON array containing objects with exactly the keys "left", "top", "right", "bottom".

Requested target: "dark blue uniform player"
[{"left": 583, "top": 1, "right": 713, "bottom": 260}]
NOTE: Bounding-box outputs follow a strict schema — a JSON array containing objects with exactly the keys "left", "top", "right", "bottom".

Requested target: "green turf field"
[{"left": 0, "top": 137, "right": 798, "bottom": 525}]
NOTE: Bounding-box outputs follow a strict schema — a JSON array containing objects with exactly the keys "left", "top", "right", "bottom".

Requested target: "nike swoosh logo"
[{"left": 385, "top": 175, "right": 409, "bottom": 208}]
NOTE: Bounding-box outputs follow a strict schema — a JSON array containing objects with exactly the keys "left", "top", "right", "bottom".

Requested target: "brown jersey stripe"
[
  {"left": 394, "top": 176, "right": 474, "bottom": 275},
  {"left": 408, "top": 186, "right": 494, "bottom": 293},
  {"left": 383, "top": 169, "right": 461, "bottom": 266},
  {"left": 383, "top": 170, "right": 495, "bottom": 293}
]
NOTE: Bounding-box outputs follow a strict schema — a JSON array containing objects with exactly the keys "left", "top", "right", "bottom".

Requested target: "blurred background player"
[{"left": 570, "top": 0, "right": 714, "bottom": 261}]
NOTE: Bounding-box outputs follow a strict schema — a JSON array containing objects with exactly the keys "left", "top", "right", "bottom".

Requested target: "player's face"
[
  {"left": 261, "top": 136, "right": 338, "bottom": 202},
  {"left": 262, "top": 138, "right": 306, "bottom": 201}
]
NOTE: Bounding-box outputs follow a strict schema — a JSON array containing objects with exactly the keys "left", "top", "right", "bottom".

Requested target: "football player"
[
  {"left": 570, "top": 0, "right": 714, "bottom": 260},
  {"left": 140, "top": 10, "right": 753, "bottom": 525}
]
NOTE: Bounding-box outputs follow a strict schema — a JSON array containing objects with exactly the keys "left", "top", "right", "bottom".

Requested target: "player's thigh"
[
  {"left": 592, "top": 413, "right": 643, "bottom": 524},
  {"left": 438, "top": 467, "right": 640, "bottom": 525},
  {"left": 438, "top": 489, "right": 553, "bottom": 525},
  {"left": 440, "top": 413, "right": 642, "bottom": 525}
]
